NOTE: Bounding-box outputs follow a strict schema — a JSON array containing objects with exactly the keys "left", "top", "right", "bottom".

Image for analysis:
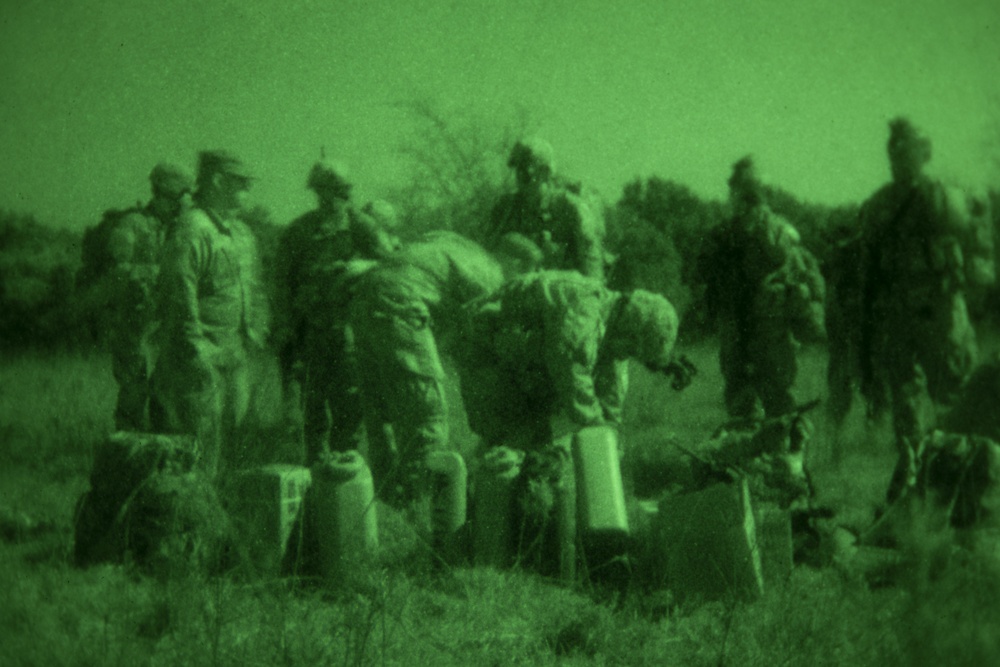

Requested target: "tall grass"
[{"left": 2, "top": 347, "right": 999, "bottom": 665}]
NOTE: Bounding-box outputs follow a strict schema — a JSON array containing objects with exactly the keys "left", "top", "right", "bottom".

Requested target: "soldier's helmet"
[
  {"left": 308, "top": 160, "right": 352, "bottom": 198},
  {"left": 887, "top": 117, "right": 932, "bottom": 164},
  {"left": 197, "top": 149, "right": 254, "bottom": 191},
  {"left": 494, "top": 232, "right": 544, "bottom": 275},
  {"left": 508, "top": 137, "right": 556, "bottom": 175},
  {"left": 727, "top": 155, "right": 765, "bottom": 208},
  {"left": 361, "top": 199, "right": 400, "bottom": 232},
  {"left": 617, "top": 290, "right": 679, "bottom": 369},
  {"left": 149, "top": 162, "right": 194, "bottom": 198},
  {"left": 727, "top": 155, "right": 760, "bottom": 191}
]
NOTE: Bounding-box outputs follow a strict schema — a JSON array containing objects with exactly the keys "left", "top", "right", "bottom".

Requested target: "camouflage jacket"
[
  {"left": 352, "top": 231, "right": 504, "bottom": 377},
  {"left": 277, "top": 204, "right": 396, "bottom": 343},
  {"left": 860, "top": 177, "right": 994, "bottom": 314},
  {"left": 479, "top": 270, "right": 628, "bottom": 427},
  {"left": 157, "top": 205, "right": 268, "bottom": 368},
  {"left": 700, "top": 204, "right": 821, "bottom": 340},
  {"left": 76, "top": 204, "right": 171, "bottom": 348},
  {"left": 489, "top": 179, "right": 607, "bottom": 280}
]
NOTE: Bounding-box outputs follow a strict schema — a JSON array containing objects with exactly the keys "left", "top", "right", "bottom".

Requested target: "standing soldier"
[
  {"left": 487, "top": 137, "right": 609, "bottom": 281},
  {"left": 77, "top": 162, "right": 193, "bottom": 430},
  {"left": 699, "top": 156, "right": 826, "bottom": 421},
  {"left": 859, "top": 118, "right": 994, "bottom": 502},
  {"left": 152, "top": 150, "right": 269, "bottom": 479},
  {"left": 275, "top": 161, "right": 397, "bottom": 465}
]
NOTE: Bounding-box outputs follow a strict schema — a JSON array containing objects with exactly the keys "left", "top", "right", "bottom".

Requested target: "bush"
[{"left": 0, "top": 211, "right": 87, "bottom": 350}]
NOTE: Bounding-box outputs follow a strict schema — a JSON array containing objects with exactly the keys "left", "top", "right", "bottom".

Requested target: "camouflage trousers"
[
  {"left": 878, "top": 295, "right": 977, "bottom": 503},
  {"left": 299, "top": 331, "right": 363, "bottom": 465},
  {"left": 152, "top": 346, "right": 251, "bottom": 480},
  {"left": 353, "top": 303, "right": 448, "bottom": 508},
  {"left": 720, "top": 326, "right": 798, "bottom": 421},
  {"left": 111, "top": 345, "right": 152, "bottom": 431}
]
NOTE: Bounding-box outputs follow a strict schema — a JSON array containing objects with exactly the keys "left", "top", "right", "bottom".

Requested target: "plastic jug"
[
  {"left": 473, "top": 446, "right": 524, "bottom": 568},
  {"left": 310, "top": 450, "right": 378, "bottom": 581},
  {"left": 426, "top": 450, "right": 468, "bottom": 565}
]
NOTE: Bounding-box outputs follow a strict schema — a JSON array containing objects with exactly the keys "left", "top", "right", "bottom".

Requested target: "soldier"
[
  {"left": 350, "top": 231, "right": 512, "bottom": 508},
  {"left": 76, "top": 162, "right": 193, "bottom": 430},
  {"left": 275, "top": 161, "right": 397, "bottom": 465},
  {"left": 699, "top": 156, "right": 826, "bottom": 422},
  {"left": 487, "top": 137, "right": 608, "bottom": 280},
  {"left": 459, "top": 271, "right": 681, "bottom": 575},
  {"left": 859, "top": 118, "right": 994, "bottom": 503},
  {"left": 152, "top": 150, "right": 269, "bottom": 480}
]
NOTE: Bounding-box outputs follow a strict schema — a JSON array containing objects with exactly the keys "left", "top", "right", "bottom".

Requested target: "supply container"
[
  {"left": 74, "top": 431, "right": 196, "bottom": 567},
  {"left": 310, "top": 450, "right": 378, "bottom": 581},
  {"left": 652, "top": 479, "right": 763, "bottom": 602},
  {"left": 572, "top": 426, "right": 630, "bottom": 551},
  {"left": 426, "top": 450, "right": 468, "bottom": 565},
  {"left": 554, "top": 449, "right": 577, "bottom": 585},
  {"left": 229, "top": 464, "right": 312, "bottom": 576},
  {"left": 629, "top": 499, "right": 661, "bottom": 589},
  {"left": 473, "top": 446, "right": 525, "bottom": 568}
]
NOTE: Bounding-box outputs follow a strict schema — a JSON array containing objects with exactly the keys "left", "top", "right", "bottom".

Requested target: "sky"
[{"left": 1, "top": 0, "right": 999, "bottom": 229}]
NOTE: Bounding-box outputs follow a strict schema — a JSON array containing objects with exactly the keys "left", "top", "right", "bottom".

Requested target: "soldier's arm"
[
  {"left": 544, "top": 292, "right": 606, "bottom": 426},
  {"left": 158, "top": 217, "right": 209, "bottom": 359},
  {"left": 106, "top": 214, "right": 141, "bottom": 266},
  {"left": 594, "top": 358, "right": 629, "bottom": 425},
  {"left": 856, "top": 205, "right": 880, "bottom": 392},
  {"left": 350, "top": 209, "right": 398, "bottom": 259},
  {"left": 559, "top": 194, "right": 606, "bottom": 280},
  {"left": 238, "top": 223, "right": 270, "bottom": 348}
]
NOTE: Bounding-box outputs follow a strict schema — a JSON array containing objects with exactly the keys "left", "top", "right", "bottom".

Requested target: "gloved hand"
[{"left": 661, "top": 354, "right": 698, "bottom": 391}]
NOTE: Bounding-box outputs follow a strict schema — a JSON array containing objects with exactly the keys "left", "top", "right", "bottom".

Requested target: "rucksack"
[{"left": 76, "top": 204, "right": 142, "bottom": 289}]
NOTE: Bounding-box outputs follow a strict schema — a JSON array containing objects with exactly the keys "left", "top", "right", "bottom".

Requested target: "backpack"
[{"left": 76, "top": 204, "right": 142, "bottom": 289}]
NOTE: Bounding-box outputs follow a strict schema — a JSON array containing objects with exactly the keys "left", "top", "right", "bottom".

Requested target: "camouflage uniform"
[
  {"left": 276, "top": 164, "right": 397, "bottom": 464},
  {"left": 77, "top": 163, "right": 192, "bottom": 430},
  {"left": 461, "top": 271, "right": 677, "bottom": 576},
  {"left": 859, "top": 121, "right": 993, "bottom": 501},
  {"left": 351, "top": 231, "right": 504, "bottom": 502},
  {"left": 152, "top": 151, "right": 268, "bottom": 479},
  {"left": 701, "top": 175, "right": 825, "bottom": 421},
  {"left": 462, "top": 271, "right": 678, "bottom": 451},
  {"left": 488, "top": 138, "right": 608, "bottom": 281}
]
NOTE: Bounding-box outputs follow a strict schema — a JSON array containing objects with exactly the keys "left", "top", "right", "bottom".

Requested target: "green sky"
[{"left": 1, "top": 0, "right": 998, "bottom": 228}]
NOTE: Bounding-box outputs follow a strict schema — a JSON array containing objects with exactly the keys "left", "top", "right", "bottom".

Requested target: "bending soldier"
[
  {"left": 461, "top": 271, "right": 680, "bottom": 451},
  {"left": 350, "top": 232, "right": 532, "bottom": 509},
  {"left": 460, "top": 271, "right": 679, "bottom": 574}
]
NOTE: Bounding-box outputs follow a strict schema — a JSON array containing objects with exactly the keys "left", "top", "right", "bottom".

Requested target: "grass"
[{"left": 2, "top": 344, "right": 999, "bottom": 665}]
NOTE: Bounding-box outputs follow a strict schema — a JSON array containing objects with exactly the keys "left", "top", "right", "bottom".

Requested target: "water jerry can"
[
  {"left": 310, "top": 450, "right": 378, "bottom": 580},
  {"left": 229, "top": 464, "right": 312, "bottom": 577},
  {"left": 572, "top": 426, "right": 629, "bottom": 542},
  {"left": 652, "top": 479, "right": 764, "bottom": 602},
  {"left": 426, "top": 450, "right": 468, "bottom": 565},
  {"left": 473, "top": 446, "right": 525, "bottom": 569}
]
